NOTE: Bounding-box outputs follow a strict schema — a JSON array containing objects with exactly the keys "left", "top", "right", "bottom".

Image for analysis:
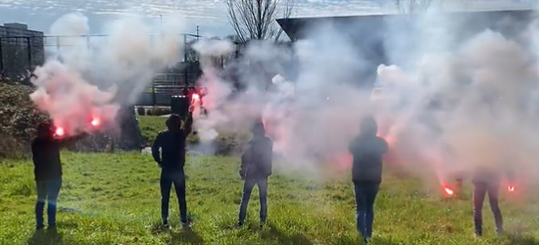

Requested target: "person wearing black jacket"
[
  {"left": 151, "top": 111, "right": 193, "bottom": 227},
  {"left": 31, "top": 121, "right": 86, "bottom": 230},
  {"left": 348, "top": 116, "right": 388, "bottom": 243},
  {"left": 237, "top": 122, "right": 273, "bottom": 227},
  {"left": 472, "top": 165, "right": 515, "bottom": 237}
]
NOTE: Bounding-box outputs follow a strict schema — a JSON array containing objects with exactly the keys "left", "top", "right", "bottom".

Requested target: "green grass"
[
  {"left": 137, "top": 116, "right": 199, "bottom": 146},
  {"left": 138, "top": 116, "right": 167, "bottom": 145},
  {"left": 2, "top": 152, "right": 539, "bottom": 245}
]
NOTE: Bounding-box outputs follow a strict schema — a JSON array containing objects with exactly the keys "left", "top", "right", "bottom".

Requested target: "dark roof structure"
[
  {"left": 277, "top": 9, "right": 535, "bottom": 41},
  {"left": 276, "top": 9, "right": 536, "bottom": 85}
]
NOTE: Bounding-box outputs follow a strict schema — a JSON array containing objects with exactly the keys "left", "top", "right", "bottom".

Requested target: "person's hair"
[
  {"left": 36, "top": 120, "right": 53, "bottom": 136},
  {"left": 252, "top": 121, "right": 265, "bottom": 136},
  {"left": 166, "top": 114, "right": 182, "bottom": 130},
  {"left": 360, "top": 115, "right": 378, "bottom": 137}
]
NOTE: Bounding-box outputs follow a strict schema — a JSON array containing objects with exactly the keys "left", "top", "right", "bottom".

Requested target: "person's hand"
[
  {"left": 157, "top": 161, "right": 162, "bottom": 168},
  {"left": 239, "top": 170, "right": 245, "bottom": 180}
]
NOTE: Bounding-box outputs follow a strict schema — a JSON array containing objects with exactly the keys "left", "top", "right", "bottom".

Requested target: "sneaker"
[
  {"left": 36, "top": 225, "right": 44, "bottom": 230},
  {"left": 259, "top": 221, "right": 265, "bottom": 228},
  {"left": 237, "top": 221, "right": 244, "bottom": 228},
  {"left": 181, "top": 220, "right": 190, "bottom": 227},
  {"left": 363, "top": 237, "right": 369, "bottom": 244},
  {"left": 163, "top": 221, "right": 169, "bottom": 229}
]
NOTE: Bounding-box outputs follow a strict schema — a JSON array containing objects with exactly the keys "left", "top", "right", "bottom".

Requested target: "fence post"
[
  {"left": 27, "top": 37, "right": 32, "bottom": 70},
  {"left": 0, "top": 37, "right": 3, "bottom": 72},
  {"left": 152, "top": 81, "right": 156, "bottom": 106},
  {"left": 184, "top": 34, "right": 188, "bottom": 86}
]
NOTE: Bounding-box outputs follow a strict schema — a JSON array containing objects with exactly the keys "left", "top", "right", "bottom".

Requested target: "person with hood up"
[
  {"left": 471, "top": 162, "right": 515, "bottom": 237},
  {"left": 151, "top": 110, "right": 193, "bottom": 228},
  {"left": 348, "top": 116, "right": 388, "bottom": 243},
  {"left": 237, "top": 121, "right": 273, "bottom": 228},
  {"left": 32, "top": 121, "right": 87, "bottom": 230}
]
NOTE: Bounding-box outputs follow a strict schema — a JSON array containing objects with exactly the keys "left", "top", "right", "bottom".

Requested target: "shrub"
[
  {"left": 136, "top": 107, "right": 146, "bottom": 116},
  {"left": 162, "top": 107, "right": 171, "bottom": 115},
  {"left": 0, "top": 81, "right": 48, "bottom": 159}
]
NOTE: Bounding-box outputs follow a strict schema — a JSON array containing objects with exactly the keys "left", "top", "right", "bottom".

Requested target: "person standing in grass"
[
  {"left": 238, "top": 121, "right": 273, "bottom": 228},
  {"left": 471, "top": 164, "right": 515, "bottom": 237},
  {"left": 348, "top": 116, "right": 388, "bottom": 244},
  {"left": 152, "top": 110, "right": 193, "bottom": 228},
  {"left": 32, "top": 121, "right": 87, "bottom": 230}
]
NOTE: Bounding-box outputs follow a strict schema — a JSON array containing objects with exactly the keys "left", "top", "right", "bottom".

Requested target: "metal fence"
[
  {"left": 0, "top": 36, "right": 45, "bottom": 82},
  {"left": 0, "top": 34, "right": 207, "bottom": 106}
]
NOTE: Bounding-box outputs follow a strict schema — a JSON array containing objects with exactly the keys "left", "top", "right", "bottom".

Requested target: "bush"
[
  {"left": 153, "top": 108, "right": 165, "bottom": 116},
  {"left": 162, "top": 107, "right": 171, "bottom": 115},
  {"left": 136, "top": 107, "right": 146, "bottom": 116},
  {"left": 0, "top": 81, "right": 47, "bottom": 159}
]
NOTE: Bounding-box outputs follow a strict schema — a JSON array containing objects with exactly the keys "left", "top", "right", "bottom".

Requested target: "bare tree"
[{"left": 226, "top": 0, "right": 295, "bottom": 43}]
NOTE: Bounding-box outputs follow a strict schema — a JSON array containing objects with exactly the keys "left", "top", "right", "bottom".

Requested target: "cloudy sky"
[{"left": 0, "top": 0, "right": 535, "bottom": 38}]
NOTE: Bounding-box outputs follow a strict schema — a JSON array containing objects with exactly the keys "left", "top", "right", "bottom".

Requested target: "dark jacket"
[
  {"left": 152, "top": 113, "right": 193, "bottom": 171},
  {"left": 31, "top": 135, "right": 85, "bottom": 181},
  {"left": 349, "top": 117, "right": 388, "bottom": 184},
  {"left": 240, "top": 136, "right": 273, "bottom": 180},
  {"left": 472, "top": 164, "right": 515, "bottom": 185}
]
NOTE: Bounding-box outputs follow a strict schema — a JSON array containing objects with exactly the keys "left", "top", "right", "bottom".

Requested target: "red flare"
[
  {"left": 91, "top": 117, "right": 100, "bottom": 127},
  {"left": 192, "top": 93, "right": 200, "bottom": 100},
  {"left": 444, "top": 187, "right": 454, "bottom": 196},
  {"left": 508, "top": 185, "right": 515, "bottom": 192},
  {"left": 55, "top": 127, "right": 65, "bottom": 137},
  {"left": 441, "top": 182, "right": 455, "bottom": 196}
]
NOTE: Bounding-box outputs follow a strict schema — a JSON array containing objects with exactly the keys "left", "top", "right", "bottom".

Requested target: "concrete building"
[
  {"left": 277, "top": 9, "right": 535, "bottom": 86},
  {"left": 0, "top": 22, "right": 45, "bottom": 80}
]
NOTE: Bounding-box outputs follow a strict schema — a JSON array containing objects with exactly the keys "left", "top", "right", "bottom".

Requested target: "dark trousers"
[
  {"left": 35, "top": 179, "right": 62, "bottom": 228},
  {"left": 473, "top": 181, "right": 503, "bottom": 235},
  {"left": 239, "top": 177, "right": 268, "bottom": 223},
  {"left": 354, "top": 182, "right": 380, "bottom": 239},
  {"left": 160, "top": 170, "right": 187, "bottom": 223}
]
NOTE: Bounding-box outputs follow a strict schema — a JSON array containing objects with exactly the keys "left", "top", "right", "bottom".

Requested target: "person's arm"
[
  {"left": 182, "top": 111, "right": 194, "bottom": 136},
  {"left": 31, "top": 140, "right": 39, "bottom": 167},
  {"left": 239, "top": 146, "right": 250, "bottom": 179},
  {"left": 380, "top": 137, "right": 389, "bottom": 155},
  {"left": 505, "top": 165, "right": 516, "bottom": 183},
  {"left": 152, "top": 133, "right": 163, "bottom": 167},
  {"left": 57, "top": 132, "right": 88, "bottom": 148}
]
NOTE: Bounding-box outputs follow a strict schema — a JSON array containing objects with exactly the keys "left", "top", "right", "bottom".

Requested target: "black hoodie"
[
  {"left": 349, "top": 116, "right": 388, "bottom": 184},
  {"left": 240, "top": 122, "right": 273, "bottom": 180},
  {"left": 151, "top": 113, "right": 193, "bottom": 171}
]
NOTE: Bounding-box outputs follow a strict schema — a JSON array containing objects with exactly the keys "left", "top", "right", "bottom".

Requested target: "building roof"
[{"left": 276, "top": 9, "right": 535, "bottom": 40}]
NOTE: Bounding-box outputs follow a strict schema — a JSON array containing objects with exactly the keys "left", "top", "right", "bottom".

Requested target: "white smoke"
[
  {"left": 30, "top": 12, "right": 186, "bottom": 135},
  {"left": 189, "top": 8, "right": 539, "bottom": 184}
]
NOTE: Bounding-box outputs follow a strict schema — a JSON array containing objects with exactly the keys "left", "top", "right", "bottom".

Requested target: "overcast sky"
[{"left": 0, "top": 0, "right": 535, "bottom": 38}]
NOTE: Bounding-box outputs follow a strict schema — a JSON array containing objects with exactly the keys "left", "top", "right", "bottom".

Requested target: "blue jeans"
[
  {"left": 238, "top": 177, "right": 268, "bottom": 223},
  {"left": 473, "top": 182, "right": 503, "bottom": 235},
  {"left": 354, "top": 182, "right": 380, "bottom": 239},
  {"left": 35, "top": 179, "right": 62, "bottom": 228},
  {"left": 160, "top": 170, "right": 187, "bottom": 223}
]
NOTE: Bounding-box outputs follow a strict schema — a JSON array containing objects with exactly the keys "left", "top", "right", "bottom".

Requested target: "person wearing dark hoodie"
[
  {"left": 471, "top": 164, "right": 515, "bottom": 237},
  {"left": 348, "top": 116, "right": 388, "bottom": 243},
  {"left": 237, "top": 121, "right": 273, "bottom": 227},
  {"left": 32, "top": 121, "right": 87, "bottom": 230},
  {"left": 151, "top": 111, "right": 193, "bottom": 227}
]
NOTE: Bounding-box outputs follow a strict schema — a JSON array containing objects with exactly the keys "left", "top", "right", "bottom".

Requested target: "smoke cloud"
[
  {"left": 30, "top": 12, "right": 186, "bottom": 135},
  {"left": 192, "top": 7, "right": 539, "bottom": 185}
]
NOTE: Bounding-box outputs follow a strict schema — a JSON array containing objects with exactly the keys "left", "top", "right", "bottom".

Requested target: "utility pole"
[
  {"left": 196, "top": 25, "right": 199, "bottom": 41},
  {"left": 159, "top": 15, "right": 163, "bottom": 31}
]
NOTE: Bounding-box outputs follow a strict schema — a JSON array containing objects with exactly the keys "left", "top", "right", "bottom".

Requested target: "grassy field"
[
  {"left": 2, "top": 151, "right": 539, "bottom": 245},
  {"left": 137, "top": 116, "right": 199, "bottom": 146},
  {"left": 138, "top": 116, "right": 168, "bottom": 145}
]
